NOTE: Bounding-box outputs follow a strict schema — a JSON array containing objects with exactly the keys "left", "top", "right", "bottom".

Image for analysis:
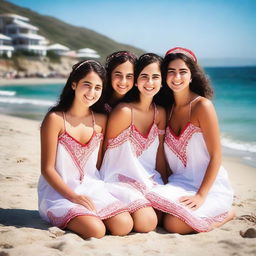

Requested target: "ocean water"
[{"left": 0, "top": 66, "right": 256, "bottom": 166}]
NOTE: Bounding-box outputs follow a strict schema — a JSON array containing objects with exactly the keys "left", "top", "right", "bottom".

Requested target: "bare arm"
[
  {"left": 180, "top": 99, "right": 221, "bottom": 209},
  {"left": 95, "top": 113, "right": 107, "bottom": 169},
  {"left": 155, "top": 106, "right": 168, "bottom": 183},
  {"left": 102, "top": 104, "right": 132, "bottom": 153},
  {"left": 41, "top": 112, "right": 95, "bottom": 211}
]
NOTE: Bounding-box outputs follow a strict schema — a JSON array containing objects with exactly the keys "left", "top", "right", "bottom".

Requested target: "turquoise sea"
[{"left": 0, "top": 66, "right": 256, "bottom": 166}]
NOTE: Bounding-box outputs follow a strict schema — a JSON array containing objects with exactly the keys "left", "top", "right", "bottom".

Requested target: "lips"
[{"left": 84, "top": 95, "right": 94, "bottom": 101}]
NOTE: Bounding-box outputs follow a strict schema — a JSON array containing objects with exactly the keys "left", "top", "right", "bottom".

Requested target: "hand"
[
  {"left": 179, "top": 194, "right": 205, "bottom": 210},
  {"left": 70, "top": 194, "right": 96, "bottom": 212}
]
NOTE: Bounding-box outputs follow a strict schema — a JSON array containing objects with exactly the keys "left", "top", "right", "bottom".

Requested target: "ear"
[
  {"left": 134, "top": 83, "right": 138, "bottom": 87},
  {"left": 190, "top": 79, "right": 192, "bottom": 83},
  {"left": 71, "top": 82, "right": 76, "bottom": 90}
]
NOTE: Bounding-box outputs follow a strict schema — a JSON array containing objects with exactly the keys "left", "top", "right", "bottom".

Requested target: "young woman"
[
  {"left": 100, "top": 53, "right": 167, "bottom": 232},
  {"left": 38, "top": 60, "right": 133, "bottom": 239},
  {"left": 146, "top": 47, "right": 234, "bottom": 234},
  {"left": 104, "top": 50, "right": 137, "bottom": 113}
]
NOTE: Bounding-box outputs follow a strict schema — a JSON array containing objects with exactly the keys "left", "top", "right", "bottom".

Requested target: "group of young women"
[{"left": 38, "top": 47, "right": 234, "bottom": 239}]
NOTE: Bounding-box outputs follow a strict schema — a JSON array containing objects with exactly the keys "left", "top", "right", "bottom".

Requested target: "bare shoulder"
[
  {"left": 155, "top": 105, "right": 166, "bottom": 123},
  {"left": 93, "top": 112, "right": 107, "bottom": 133},
  {"left": 41, "top": 111, "right": 63, "bottom": 129},
  {"left": 109, "top": 102, "right": 132, "bottom": 124},
  {"left": 193, "top": 97, "right": 215, "bottom": 115},
  {"left": 41, "top": 111, "right": 64, "bottom": 135}
]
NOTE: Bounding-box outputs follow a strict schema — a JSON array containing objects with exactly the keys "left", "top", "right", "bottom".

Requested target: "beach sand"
[{"left": 0, "top": 114, "right": 255, "bottom": 256}]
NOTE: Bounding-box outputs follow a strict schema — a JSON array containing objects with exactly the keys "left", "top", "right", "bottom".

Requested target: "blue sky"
[{"left": 7, "top": 0, "right": 256, "bottom": 60}]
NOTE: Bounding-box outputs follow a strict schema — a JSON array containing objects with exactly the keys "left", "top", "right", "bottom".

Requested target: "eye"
[
  {"left": 180, "top": 71, "right": 187, "bottom": 75},
  {"left": 95, "top": 86, "right": 103, "bottom": 91},
  {"left": 126, "top": 74, "right": 134, "bottom": 79},
  {"left": 167, "top": 70, "right": 175, "bottom": 74},
  {"left": 153, "top": 75, "right": 161, "bottom": 79}
]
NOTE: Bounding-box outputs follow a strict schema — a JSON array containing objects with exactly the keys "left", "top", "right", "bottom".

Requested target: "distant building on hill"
[
  {"left": 0, "top": 13, "right": 100, "bottom": 60},
  {"left": 0, "top": 33, "right": 14, "bottom": 58},
  {"left": 76, "top": 48, "right": 100, "bottom": 59},
  {"left": 0, "top": 13, "right": 47, "bottom": 57},
  {"left": 47, "top": 43, "right": 70, "bottom": 56}
]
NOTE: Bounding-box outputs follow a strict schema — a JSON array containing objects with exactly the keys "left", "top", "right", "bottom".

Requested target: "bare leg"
[
  {"left": 104, "top": 212, "right": 133, "bottom": 236},
  {"left": 163, "top": 214, "right": 194, "bottom": 234},
  {"left": 66, "top": 215, "right": 106, "bottom": 239},
  {"left": 131, "top": 207, "right": 158, "bottom": 233}
]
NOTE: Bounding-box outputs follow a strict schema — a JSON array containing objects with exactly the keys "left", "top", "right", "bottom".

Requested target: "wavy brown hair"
[{"left": 159, "top": 53, "right": 213, "bottom": 109}]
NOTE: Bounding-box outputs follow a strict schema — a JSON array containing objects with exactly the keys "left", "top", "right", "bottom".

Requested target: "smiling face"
[
  {"left": 137, "top": 62, "right": 162, "bottom": 98},
  {"left": 111, "top": 60, "right": 134, "bottom": 97},
  {"left": 72, "top": 71, "right": 103, "bottom": 107},
  {"left": 166, "top": 58, "right": 192, "bottom": 93}
]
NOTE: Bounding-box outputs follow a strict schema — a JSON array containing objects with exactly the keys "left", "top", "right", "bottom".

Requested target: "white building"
[
  {"left": 0, "top": 13, "right": 47, "bottom": 56},
  {"left": 76, "top": 48, "right": 100, "bottom": 59},
  {"left": 47, "top": 43, "right": 70, "bottom": 56},
  {"left": 0, "top": 33, "right": 14, "bottom": 58}
]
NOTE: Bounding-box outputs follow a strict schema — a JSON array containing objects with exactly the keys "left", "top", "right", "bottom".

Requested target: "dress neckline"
[{"left": 59, "top": 130, "right": 100, "bottom": 147}]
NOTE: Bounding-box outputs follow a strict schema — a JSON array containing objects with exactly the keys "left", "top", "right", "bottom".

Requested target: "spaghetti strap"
[
  {"left": 131, "top": 107, "right": 134, "bottom": 125},
  {"left": 62, "top": 112, "right": 67, "bottom": 132},
  {"left": 153, "top": 103, "right": 157, "bottom": 123},
  {"left": 91, "top": 110, "right": 96, "bottom": 131},
  {"left": 169, "top": 105, "right": 174, "bottom": 121},
  {"left": 188, "top": 96, "right": 201, "bottom": 121}
]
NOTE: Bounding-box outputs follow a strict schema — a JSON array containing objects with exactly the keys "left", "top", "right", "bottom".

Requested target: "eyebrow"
[
  {"left": 140, "top": 73, "right": 161, "bottom": 76},
  {"left": 114, "top": 71, "right": 134, "bottom": 75},
  {"left": 168, "top": 68, "right": 188, "bottom": 71}
]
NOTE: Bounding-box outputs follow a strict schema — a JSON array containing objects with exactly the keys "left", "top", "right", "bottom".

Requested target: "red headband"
[{"left": 165, "top": 47, "right": 197, "bottom": 63}]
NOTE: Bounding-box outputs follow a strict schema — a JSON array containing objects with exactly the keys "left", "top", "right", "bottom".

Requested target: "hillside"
[{"left": 0, "top": 0, "right": 145, "bottom": 61}]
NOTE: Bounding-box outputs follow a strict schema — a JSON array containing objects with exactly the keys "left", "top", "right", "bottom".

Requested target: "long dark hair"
[
  {"left": 49, "top": 60, "right": 106, "bottom": 113},
  {"left": 105, "top": 50, "right": 137, "bottom": 102},
  {"left": 124, "top": 53, "right": 163, "bottom": 103},
  {"left": 159, "top": 53, "right": 213, "bottom": 109}
]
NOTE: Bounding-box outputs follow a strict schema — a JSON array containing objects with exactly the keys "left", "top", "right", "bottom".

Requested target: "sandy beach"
[{"left": 0, "top": 114, "right": 255, "bottom": 256}]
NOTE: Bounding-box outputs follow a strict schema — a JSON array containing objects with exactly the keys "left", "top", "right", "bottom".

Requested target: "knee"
[
  {"left": 105, "top": 212, "right": 133, "bottom": 236},
  {"left": 85, "top": 221, "right": 106, "bottom": 239},
  {"left": 132, "top": 207, "right": 158, "bottom": 233},
  {"left": 163, "top": 215, "right": 193, "bottom": 235}
]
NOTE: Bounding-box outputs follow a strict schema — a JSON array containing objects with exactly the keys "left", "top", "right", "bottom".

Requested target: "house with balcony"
[
  {"left": 0, "top": 33, "right": 14, "bottom": 58},
  {"left": 0, "top": 13, "right": 47, "bottom": 56}
]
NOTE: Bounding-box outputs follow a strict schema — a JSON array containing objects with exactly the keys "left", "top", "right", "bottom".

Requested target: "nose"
[
  {"left": 147, "top": 77, "right": 153, "bottom": 85},
  {"left": 120, "top": 77, "right": 127, "bottom": 85},
  {"left": 87, "top": 87, "right": 95, "bottom": 95}
]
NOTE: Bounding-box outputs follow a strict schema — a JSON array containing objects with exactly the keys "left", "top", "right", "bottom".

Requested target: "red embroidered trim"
[
  {"left": 165, "top": 123, "right": 201, "bottom": 167},
  {"left": 107, "top": 124, "right": 159, "bottom": 157},
  {"left": 47, "top": 206, "right": 96, "bottom": 229},
  {"left": 146, "top": 192, "right": 229, "bottom": 232},
  {"left": 59, "top": 132, "right": 103, "bottom": 182},
  {"left": 118, "top": 174, "right": 147, "bottom": 194},
  {"left": 98, "top": 201, "right": 128, "bottom": 220},
  {"left": 126, "top": 199, "right": 152, "bottom": 213},
  {"left": 47, "top": 202, "right": 128, "bottom": 229}
]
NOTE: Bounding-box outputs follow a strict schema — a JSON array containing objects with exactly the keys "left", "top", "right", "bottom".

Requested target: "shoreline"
[
  {"left": 0, "top": 78, "right": 66, "bottom": 86},
  {"left": 0, "top": 114, "right": 255, "bottom": 256}
]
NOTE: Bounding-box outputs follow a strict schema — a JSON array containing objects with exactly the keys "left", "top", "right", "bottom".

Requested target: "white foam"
[
  {"left": 0, "top": 90, "right": 16, "bottom": 96},
  {"left": 221, "top": 136, "right": 256, "bottom": 153},
  {"left": 0, "top": 97, "right": 55, "bottom": 106}
]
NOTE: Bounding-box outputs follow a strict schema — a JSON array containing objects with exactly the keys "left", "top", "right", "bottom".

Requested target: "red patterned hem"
[
  {"left": 118, "top": 174, "right": 147, "bottom": 194},
  {"left": 146, "top": 192, "right": 229, "bottom": 232},
  {"left": 98, "top": 202, "right": 129, "bottom": 220},
  {"left": 126, "top": 199, "right": 152, "bottom": 213},
  {"left": 47, "top": 207, "right": 97, "bottom": 229}
]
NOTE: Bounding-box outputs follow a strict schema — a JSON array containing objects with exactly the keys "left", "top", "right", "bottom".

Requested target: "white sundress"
[
  {"left": 100, "top": 104, "right": 165, "bottom": 213},
  {"left": 38, "top": 112, "right": 127, "bottom": 229},
  {"left": 146, "top": 97, "right": 234, "bottom": 232}
]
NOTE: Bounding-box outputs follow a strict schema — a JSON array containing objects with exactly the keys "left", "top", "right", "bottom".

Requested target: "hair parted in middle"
[
  {"left": 49, "top": 59, "right": 107, "bottom": 114},
  {"left": 105, "top": 50, "right": 138, "bottom": 100},
  {"left": 124, "top": 53, "right": 163, "bottom": 103},
  {"left": 159, "top": 49, "right": 213, "bottom": 109}
]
